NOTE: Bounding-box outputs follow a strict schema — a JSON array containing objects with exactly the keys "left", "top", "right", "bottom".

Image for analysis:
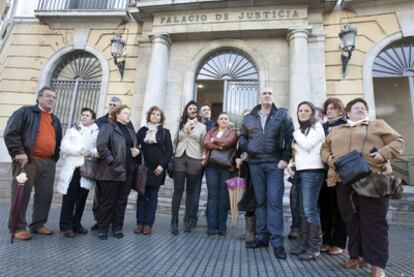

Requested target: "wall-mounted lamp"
[
  {"left": 111, "top": 33, "right": 126, "bottom": 79},
  {"left": 338, "top": 24, "right": 357, "bottom": 77}
]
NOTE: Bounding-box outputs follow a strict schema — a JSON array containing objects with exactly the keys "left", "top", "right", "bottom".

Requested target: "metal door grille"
[
  {"left": 224, "top": 80, "right": 258, "bottom": 128},
  {"left": 50, "top": 51, "right": 102, "bottom": 132}
]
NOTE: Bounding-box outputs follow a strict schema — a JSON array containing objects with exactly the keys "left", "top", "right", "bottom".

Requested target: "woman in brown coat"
[
  {"left": 203, "top": 112, "right": 238, "bottom": 236},
  {"left": 321, "top": 98, "right": 404, "bottom": 277}
]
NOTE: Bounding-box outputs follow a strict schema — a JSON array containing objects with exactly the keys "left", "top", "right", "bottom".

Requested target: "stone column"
[
  {"left": 141, "top": 33, "right": 171, "bottom": 126},
  {"left": 287, "top": 28, "right": 312, "bottom": 127}
]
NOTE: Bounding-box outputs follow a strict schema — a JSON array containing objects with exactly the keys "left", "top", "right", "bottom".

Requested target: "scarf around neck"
[{"left": 144, "top": 123, "right": 160, "bottom": 144}]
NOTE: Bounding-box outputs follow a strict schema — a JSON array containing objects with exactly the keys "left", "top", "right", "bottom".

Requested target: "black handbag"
[
  {"left": 80, "top": 158, "right": 100, "bottom": 180},
  {"left": 209, "top": 148, "right": 236, "bottom": 168},
  {"left": 334, "top": 125, "right": 371, "bottom": 186}
]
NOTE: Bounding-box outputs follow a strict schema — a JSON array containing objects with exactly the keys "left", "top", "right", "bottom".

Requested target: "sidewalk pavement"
[{"left": 0, "top": 203, "right": 413, "bottom": 277}]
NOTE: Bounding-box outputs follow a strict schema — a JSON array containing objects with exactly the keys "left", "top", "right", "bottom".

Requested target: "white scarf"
[
  {"left": 347, "top": 117, "right": 369, "bottom": 127},
  {"left": 144, "top": 123, "right": 160, "bottom": 144}
]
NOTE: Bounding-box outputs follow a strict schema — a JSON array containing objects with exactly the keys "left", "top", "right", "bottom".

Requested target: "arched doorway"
[
  {"left": 50, "top": 50, "right": 102, "bottom": 132},
  {"left": 372, "top": 37, "right": 414, "bottom": 155},
  {"left": 195, "top": 49, "right": 258, "bottom": 127}
]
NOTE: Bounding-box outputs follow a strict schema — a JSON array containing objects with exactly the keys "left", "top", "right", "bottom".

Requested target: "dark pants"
[
  {"left": 92, "top": 181, "right": 100, "bottom": 222},
  {"left": 319, "top": 181, "right": 347, "bottom": 248},
  {"left": 205, "top": 164, "right": 231, "bottom": 232},
  {"left": 136, "top": 186, "right": 160, "bottom": 227},
  {"left": 95, "top": 167, "right": 134, "bottom": 233},
  {"left": 191, "top": 167, "right": 205, "bottom": 224},
  {"left": 8, "top": 159, "right": 56, "bottom": 232},
  {"left": 248, "top": 162, "right": 285, "bottom": 248},
  {"left": 289, "top": 182, "right": 301, "bottom": 232},
  {"left": 336, "top": 182, "right": 389, "bottom": 269},
  {"left": 171, "top": 154, "right": 202, "bottom": 224},
  {"left": 59, "top": 168, "right": 89, "bottom": 231}
]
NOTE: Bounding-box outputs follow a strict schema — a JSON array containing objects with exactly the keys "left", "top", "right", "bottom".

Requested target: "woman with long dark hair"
[
  {"left": 135, "top": 106, "right": 173, "bottom": 235},
  {"left": 171, "top": 101, "right": 206, "bottom": 235},
  {"left": 235, "top": 109, "right": 257, "bottom": 247},
  {"left": 289, "top": 101, "right": 326, "bottom": 261},
  {"left": 95, "top": 105, "right": 140, "bottom": 240}
]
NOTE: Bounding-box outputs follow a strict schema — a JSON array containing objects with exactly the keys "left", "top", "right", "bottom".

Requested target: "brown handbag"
[
  {"left": 351, "top": 171, "right": 403, "bottom": 200},
  {"left": 133, "top": 154, "right": 147, "bottom": 195},
  {"left": 80, "top": 158, "right": 100, "bottom": 180}
]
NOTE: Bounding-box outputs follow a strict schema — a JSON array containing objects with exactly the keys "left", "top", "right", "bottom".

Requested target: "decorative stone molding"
[
  {"left": 38, "top": 45, "right": 109, "bottom": 117},
  {"left": 363, "top": 31, "right": 404, "bottom": 119},
  {"left": 182, "top": 39, "right": 268, "bottom": 106}
]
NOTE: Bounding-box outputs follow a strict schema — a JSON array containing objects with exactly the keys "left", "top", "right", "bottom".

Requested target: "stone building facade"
[{"left": 0, "top": 0, "right": 413, "bottom": 172}]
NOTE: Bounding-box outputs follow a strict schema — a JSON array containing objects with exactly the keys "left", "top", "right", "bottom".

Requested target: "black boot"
[
  {"left": 171, "top": 221, "right": 179, "bottom": 235},
  {"left": 290, "top": 217, "right": 310, "bottom": 255},
  {"left": 298, "top": 223, "right": 321, "bottom": 261},
  {"left": 183, "top": 222, "right": 192, "bottom": 233},
  {"left": 245, "top": 215, "right": 256, "bottom": 248}
]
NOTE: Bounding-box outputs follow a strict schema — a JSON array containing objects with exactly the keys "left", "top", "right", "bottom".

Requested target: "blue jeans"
[
  {"left": 248, "top": 162, "right": 285, "bottom": 248},
  {"left": 297, "top": 170, "right": 324, "bottom": 225},
  {"left": 205, "top": 164, "right": 231, "bottom": 232},
  {"left": 136, "top": 186, "right": 160, "bottom": 227}
]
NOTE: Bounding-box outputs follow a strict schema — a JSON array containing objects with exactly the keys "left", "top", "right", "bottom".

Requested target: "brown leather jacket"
[
  {"left": 96, "top": 122, "right": 138, "bottom": 182},
  {"left": 203, "top": 127, "right": 238, "bottom": 168}
]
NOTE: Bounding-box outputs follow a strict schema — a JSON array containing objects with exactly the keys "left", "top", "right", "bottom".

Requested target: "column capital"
[
  {"left": 149, "top": 33, "right": 172, "bottom": 48},
  {"left": 287, "top": 27, "right": 311, "bottom": 43}
]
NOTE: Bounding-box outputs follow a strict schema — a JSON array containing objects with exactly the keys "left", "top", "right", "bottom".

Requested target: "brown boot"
[
  {"left": 345, "top": 257, "right": 366, "bottom": 269},
  {"left": 134, "top": 225, "right": 144, "bottom": 234},
  {"left": 245, "top": 215, "right": 256, "bottom": 248},
  {"left": 371, "top": 266, "right": 386, "bottom": 277},
  {"left": 14, "top": 230, "right": 32, "bottom": 240},
  {"left": 143, "top": 226, "right": 152, "bottom": 235}
]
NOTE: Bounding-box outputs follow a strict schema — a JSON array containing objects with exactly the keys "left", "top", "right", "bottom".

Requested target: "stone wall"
[{"left": 323, "top": 7, "right": 402, "bottom": 103}]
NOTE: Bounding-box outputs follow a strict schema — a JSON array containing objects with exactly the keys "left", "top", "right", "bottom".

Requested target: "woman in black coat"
[
  {"left": 96, "top": 105, "right": 140, "bottom": 240},
  {"left": 135, "top": 106, "right": 173, "bottom": 235}
]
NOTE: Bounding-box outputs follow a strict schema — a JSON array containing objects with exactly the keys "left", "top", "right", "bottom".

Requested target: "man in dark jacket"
[
  {"left": 4, "top": 86, "right": 62, "bottom": 240},
  {"left": 190, "top": 104, "right": 214, "bottom": 227},
  {"left": 239, "top": 87, "right": 294, "bottom": 259},
  {"left": 95, "top": 96, "right": 123, "bottom": 128}
]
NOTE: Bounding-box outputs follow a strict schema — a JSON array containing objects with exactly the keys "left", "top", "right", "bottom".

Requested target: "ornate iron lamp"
[
  {"left": 111, "top": 33, "right": 126, "bottom": 79},
  {"left": 339, "top": 24, "right": 357, "bottom": 77}
]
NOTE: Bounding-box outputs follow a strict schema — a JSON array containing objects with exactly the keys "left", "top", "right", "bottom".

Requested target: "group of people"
[{"left": 4, "top": 85, "right": 404, "bottom": 277}]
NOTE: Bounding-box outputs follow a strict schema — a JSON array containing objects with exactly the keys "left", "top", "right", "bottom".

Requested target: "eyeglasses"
[
  {"left": 261, "top": 91, "right": 273, "bottom": 95},
  {"left": 43, "top": 94, "right": 57, "bottom": 100}
]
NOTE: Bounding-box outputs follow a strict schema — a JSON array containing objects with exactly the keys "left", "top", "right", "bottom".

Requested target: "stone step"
[{"left": 1, "top": 162, "right": 414, "bottom": 226}]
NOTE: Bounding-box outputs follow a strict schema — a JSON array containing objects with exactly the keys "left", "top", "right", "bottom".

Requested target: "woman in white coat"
[
  {"left": 289, "top": 101, "right": 326, "bottom": 261},
  {"left": 57, "top": 107, "right": 99, "bottom": 238}
]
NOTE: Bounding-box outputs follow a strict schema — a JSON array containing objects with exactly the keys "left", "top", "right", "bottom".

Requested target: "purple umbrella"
[{"left": 10, "top": 171, "right": 28, "bottom": 243}]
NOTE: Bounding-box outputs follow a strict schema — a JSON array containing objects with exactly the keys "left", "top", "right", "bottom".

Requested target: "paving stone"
[{"left": 0, "top": 203, "right": 413, "bottom": 276}]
